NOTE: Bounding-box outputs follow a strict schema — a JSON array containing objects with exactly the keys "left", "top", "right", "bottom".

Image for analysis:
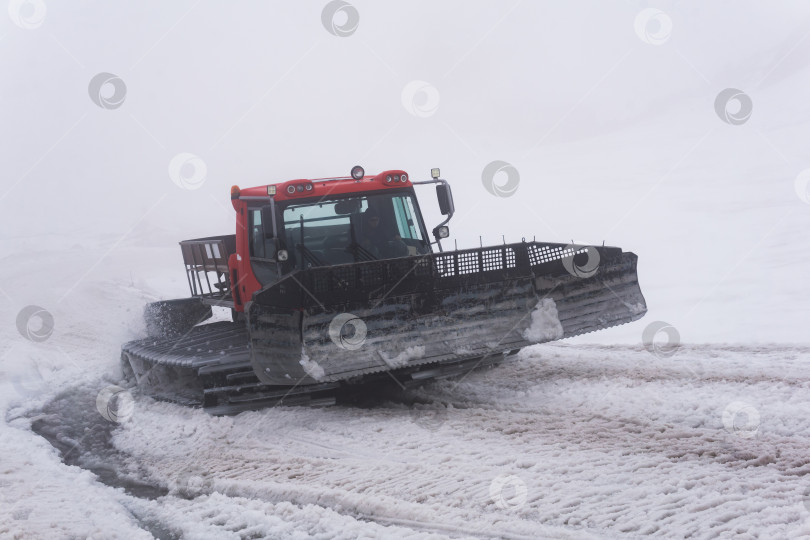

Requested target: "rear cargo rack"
[{"left": 180, "top": 235, "right": 236, "bottom": 303}]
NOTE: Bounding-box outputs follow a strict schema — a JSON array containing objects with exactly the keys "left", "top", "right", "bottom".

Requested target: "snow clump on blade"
[{"left": 523, "top": 299, "right": 564, "bottom": 342}]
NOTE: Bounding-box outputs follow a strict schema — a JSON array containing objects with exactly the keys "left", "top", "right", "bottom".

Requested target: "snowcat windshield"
[{"left": 281, "top": 192, "right": 430, "bottom": 268}]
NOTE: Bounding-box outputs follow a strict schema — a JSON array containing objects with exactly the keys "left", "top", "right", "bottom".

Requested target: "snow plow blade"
[{"left": 248, "top": 241, "right": 646, "bottom": 385}]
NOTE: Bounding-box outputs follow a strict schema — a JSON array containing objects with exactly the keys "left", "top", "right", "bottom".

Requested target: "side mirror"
[
  {"left": 436, "top": 184, "right": 455, "bottom": 216},
  {"left": 335, "top": 198, "right": 361, "bottom": 215}
]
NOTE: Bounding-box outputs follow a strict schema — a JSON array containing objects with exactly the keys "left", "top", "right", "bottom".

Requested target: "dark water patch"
[
  {"left": 20, "top": 384, "right": 183, "bottom": 538},
  {"left": 25, "top": 384, "right": 168, "bottom": 500}
]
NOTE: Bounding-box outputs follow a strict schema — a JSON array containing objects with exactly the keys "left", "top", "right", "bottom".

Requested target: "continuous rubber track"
[
  {"left": 121, "top": 322, "right": 508, "bottom": 414},
  {"left": 121, "top": 322, "right": 336, "bottom": 413}
]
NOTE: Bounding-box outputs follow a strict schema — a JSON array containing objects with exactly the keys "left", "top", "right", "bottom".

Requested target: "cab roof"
[{"left": 233, "top": 169, "right": 412, "bottom": 202}]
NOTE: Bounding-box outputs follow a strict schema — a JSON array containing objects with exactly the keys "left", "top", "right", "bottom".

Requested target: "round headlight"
[
  {"left": 386, "top": 175, "right": 392, "bottom": 183},
  {"left": 401, "top": 174, "right": 408, "bottom": 182},
  {"left": 296, "top": 185, "right": 304, "bottom": 192},
  {"left": 351, "top": 165, "right": 365, "bottom": 179},
  {"left": 393, "top": 175, "right": 400, "bottom": 182},
  {"left": 286, "top": 185, "right": 296, "bottom": 194},
  {"left": 305, "top": 184, "right": 313, "bottom": 191}
]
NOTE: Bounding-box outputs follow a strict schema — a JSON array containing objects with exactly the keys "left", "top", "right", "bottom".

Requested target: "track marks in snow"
[
  {"left": 15, "top": 342, "right": 810, "bottom": 538},
  {"left": 99, "top": 343, "right": 810, "bottom": 538}
]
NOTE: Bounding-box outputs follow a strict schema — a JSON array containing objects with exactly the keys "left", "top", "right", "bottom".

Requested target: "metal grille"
[
  {"left": 309, "top": 258, "right": 436, "bottom": 295},
  {"left": 383, "top": 257, "right": 434, "bottom": 281},
  {"left": 359, "top": 265, "right": 386, "bottom": 288},
  {"left": 413, "top": 256, "right": 433, "bottom": 277},
  {"left": 436, "top": 246, "right": 519, "bottom": 277},
  {"left": 275, "top": 242, "right": 613, "bottom": 306},
  {"left": 481, "top": 248, "right": 516, "bottom": 271},
  {"left": 313, "top": 266, "right": 354, "bottom": 294},
  {"left": 457, "top": 252, "right": 479, "bottom": 275},
  {"left": 527, "top": 244, "right": 582, "bottom": 266},
  {"left": 436, "top": 254, "right": 456, "bottom": 277},
  {"left": 506, "top": 248, "right": 516, "bottom": 267}
]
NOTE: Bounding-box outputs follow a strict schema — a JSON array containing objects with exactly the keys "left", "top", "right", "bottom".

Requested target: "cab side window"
[
  {"left": 250, "top": 209, "right": 274, "bottom": 258},
  {"left": 249, "top": 209, "right": 261, "bottom": 257},
  {"left": 392, "top": 196, "right": 424, "bottom": 241}
]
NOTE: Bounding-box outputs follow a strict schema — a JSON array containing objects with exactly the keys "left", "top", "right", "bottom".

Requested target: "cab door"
[{"left": 248, "top": 205, "right": 284, "bottom": 286}]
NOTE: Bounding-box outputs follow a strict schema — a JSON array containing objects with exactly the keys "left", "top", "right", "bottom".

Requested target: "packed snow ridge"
[
  {"left": 299, "top": 350, "right": 326, "bottom": 380},
  {"left": 381, "top": 345, "right": 426, "bottom": 368},
  {"left": 523, "top": 298, "right": 564, "bottom": 342}
]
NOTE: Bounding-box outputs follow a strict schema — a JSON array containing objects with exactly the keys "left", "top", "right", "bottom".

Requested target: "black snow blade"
[{"left": 248, "top": 241, "right": 646, "bottom": 385}]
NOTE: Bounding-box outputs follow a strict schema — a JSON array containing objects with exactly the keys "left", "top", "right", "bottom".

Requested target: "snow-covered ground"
[
  {"left": 5, "top": 325, "right": 810, "bottom": 538},
  {"left": 4, "top": 1, "right": 810, "bottom": 538}
]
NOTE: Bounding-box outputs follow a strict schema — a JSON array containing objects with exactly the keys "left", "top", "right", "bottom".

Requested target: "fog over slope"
[{"left": 3, "top": 1, "right": 810, "bottom": 342}]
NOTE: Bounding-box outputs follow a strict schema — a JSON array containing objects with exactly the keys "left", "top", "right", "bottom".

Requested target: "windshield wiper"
[
  {"left": 347, "top": 215, "right": 377, "bottom": 262},
  {"left": 297, "top": 244, "right": 325, "bottom": 267},
  {"left": 297, "top": 214, "right": 325, "bottom": 268},
  {"left": 346, "top": 241, "right": 377, "bottom": 261}
]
